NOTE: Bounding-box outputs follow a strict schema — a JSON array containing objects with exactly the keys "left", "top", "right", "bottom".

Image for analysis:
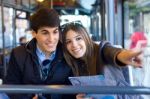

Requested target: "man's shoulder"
[
  {"left": 13, "top": 45, "right": 26, "bottom": 52},
  {"left": 12, "top": 45, "right": 27, "bottom": 57}
]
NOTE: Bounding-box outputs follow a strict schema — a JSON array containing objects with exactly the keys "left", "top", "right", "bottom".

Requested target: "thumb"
[{"left": 32, "top": 94, "right": 38, "bottom": 99}]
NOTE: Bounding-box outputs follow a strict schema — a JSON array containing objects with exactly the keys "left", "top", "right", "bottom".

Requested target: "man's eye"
[
  {"left": 42, "top": 32, "right": 48, "bottom": 35},
  {"left": 54, "top": 30, "right": 59, "bottom": 34}
]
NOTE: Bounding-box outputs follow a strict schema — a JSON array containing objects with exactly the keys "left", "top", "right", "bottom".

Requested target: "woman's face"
[{"left": 65, "top": 30, "right": 86, "bottom": 58}]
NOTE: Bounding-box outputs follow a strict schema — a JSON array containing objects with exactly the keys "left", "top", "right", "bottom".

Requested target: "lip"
[
  {"left": 72, "top": 48, "right": 81, "bottom": 53},
  {"left": 46, "top": 43, "right": 55, "bottom": 47}
]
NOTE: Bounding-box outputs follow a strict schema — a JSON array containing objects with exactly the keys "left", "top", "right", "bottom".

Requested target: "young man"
[{"left": 4, "top": 8, "right": 75, "bottom": 99}]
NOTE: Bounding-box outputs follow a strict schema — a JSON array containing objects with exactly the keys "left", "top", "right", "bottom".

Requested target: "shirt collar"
[{"left": 36, "top": 44, "right": 56, "bottom": 62}]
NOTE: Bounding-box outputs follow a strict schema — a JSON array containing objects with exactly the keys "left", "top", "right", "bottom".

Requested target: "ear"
[{"left": 31, "top": 30, "right": 37, "bottom": 38}]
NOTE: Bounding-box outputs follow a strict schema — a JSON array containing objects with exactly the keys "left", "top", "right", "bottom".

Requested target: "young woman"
[{"left": 61, "top": 22, "right": 142, "bottom": 99}]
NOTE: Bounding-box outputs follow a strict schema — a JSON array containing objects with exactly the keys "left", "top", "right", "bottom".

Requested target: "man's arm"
[
  {"left": 3, "top": 49, "right": 33, "bottom": 99},
  {"left": 4, "top": 49, "right": 22, "bottom": 84}
]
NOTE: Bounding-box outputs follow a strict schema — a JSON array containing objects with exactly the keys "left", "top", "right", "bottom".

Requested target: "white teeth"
[{"left": 73, "top": 48, "right": 80, "bottom": 53}]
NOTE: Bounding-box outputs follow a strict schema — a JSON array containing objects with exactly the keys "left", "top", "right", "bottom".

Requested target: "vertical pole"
[
  {"left": 29, "top": 0, "right": 31, "bottom": 9},
  {"left": 106, "top": 0, "right": 115, "bottom": 44},
  {"left": 12, "top": 10, "right": 17, "bottom": 48},
  {"left": 121, "top": 0, "right": 125, "bottom": 48},
  {"left": 100, "top": 0, "right": 106, "bottom": 40},
  {"left": 50, "top": 0, "right": 53, "bottom": 9},
  {"left": 117, "top": 0, "right": 123, "bottom": 45},
  {"left": 1, "top": 0, "right": 7, "bottom": 78}
]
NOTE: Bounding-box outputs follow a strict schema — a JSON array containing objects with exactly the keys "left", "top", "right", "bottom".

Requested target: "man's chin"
[{"left": 47, "top": 49, "right": 56, "bottom": 52}]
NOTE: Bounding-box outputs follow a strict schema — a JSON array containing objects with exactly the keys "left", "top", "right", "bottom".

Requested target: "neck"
[
  {"left": 45, "top": 52, "right": 54, "bottom": 59},
  {"left": 45, "top": 53, "right": 50, "bottom": 59},
  {"left": 36, "top": 44, "right": 53, "bottom": 59},
  {"left": 79, "top": 55, "right": 86, "bottom": 61}
]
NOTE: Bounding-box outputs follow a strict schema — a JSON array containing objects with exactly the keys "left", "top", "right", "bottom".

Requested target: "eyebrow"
[
  {"left": 40, "top": 27, "right": 59, "bottom": 32},
  {"left": 54, "top": 28, "right": 59, "bottom": 31},
  {"left": 54, "top": 27, "right": 59, "bottom": 30},
  {"left": 40, "top": 30, "right": 48, "bottom": 32},
  {"left": 66, "top": 34, "right": 81, "bottom": 41}
]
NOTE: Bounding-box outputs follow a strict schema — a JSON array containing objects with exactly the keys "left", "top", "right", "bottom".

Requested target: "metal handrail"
[{"left": 0, "top": 85, "right": 150, "bottom": 94}]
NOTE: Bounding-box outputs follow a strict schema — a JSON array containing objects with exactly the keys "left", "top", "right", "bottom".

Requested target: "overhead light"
[{"left": 37, "top": 0, "right": 44, "bottom": 3}]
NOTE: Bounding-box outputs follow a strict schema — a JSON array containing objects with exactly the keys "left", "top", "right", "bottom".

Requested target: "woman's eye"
[
  {"left": 65, "top": 40, "right": 71, "bottom": 44},
  {"left": 76, "top": 37, "right": 82, "bottom": 41}
]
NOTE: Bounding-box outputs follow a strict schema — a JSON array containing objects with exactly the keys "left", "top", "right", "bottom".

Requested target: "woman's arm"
[
  {"left": 117, "top": 49, "right": 142, "bottom": 67},
  {"left": 100, "top": 41, "right": 142, "bottom": 67}
]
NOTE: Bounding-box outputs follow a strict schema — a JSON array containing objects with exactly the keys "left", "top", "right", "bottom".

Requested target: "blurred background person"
[
  {"left": 130, "top": 26, "right": 147, "bottom": 50},
  {"left": 19, "top": 36, "right": 27, "bottom": 46}
]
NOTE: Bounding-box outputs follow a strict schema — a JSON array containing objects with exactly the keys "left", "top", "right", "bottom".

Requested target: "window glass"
[
  {"left": 0, "top": 6, "right": 2, "bottom": 54},
  {"left": 2, "top": 7, "right": 13, "bottom": 52},
  {"left": 124, "top": 0, "right": 150, "bottom": 92}
]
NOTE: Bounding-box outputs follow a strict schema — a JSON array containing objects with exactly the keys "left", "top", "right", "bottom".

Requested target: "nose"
[
  {"left": 71, "top": 40, "right": 78, "bottom": 47},
  {"left": 48, "top": 34, "right": 54, "bottom": 42}
]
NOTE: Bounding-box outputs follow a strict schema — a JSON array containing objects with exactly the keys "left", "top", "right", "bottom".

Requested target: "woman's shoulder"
[{"left": 93, "top": 41, "right": 109, "bottom": 49}]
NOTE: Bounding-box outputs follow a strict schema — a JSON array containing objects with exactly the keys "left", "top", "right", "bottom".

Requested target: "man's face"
[{"left": 33, "top": 27, "right": 59, "bottom": 55}]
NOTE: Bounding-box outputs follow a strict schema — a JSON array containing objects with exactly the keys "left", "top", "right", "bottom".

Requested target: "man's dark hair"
[{"left": 30, "top": 7, "right": 60, "bottom": 32}]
